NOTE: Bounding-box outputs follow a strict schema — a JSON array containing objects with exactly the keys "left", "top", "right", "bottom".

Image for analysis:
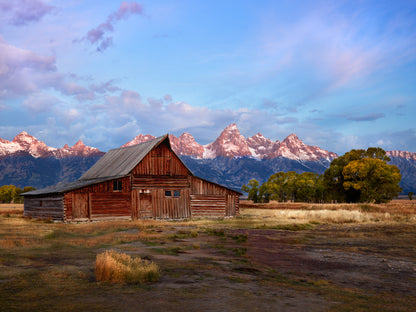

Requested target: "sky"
[{"left": 0, "top": 0, "right": 415, "bottom": 155}]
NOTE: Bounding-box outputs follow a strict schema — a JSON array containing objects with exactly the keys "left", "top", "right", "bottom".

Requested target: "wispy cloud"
[
  {"left": 255, "top": 2, "right": 416, "bottom": 103},
  {"left": 0, "top": 35, "right": 56, "bottom": 97},
  {"left": 79, "top": 1, "right": 144, "bottom": 52},
  {"left": 346, "top": 113, "right": 386, "bottom": 122},
  {"left": 22, "top": 92, "right": 60, "bottom": 113},
  {"left": 0, "top": 0, "right": 54, "bottom": 25}
]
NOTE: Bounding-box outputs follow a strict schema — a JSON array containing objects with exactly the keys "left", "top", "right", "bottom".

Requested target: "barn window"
[
  {"left": 165, "top": 190, "right": 172, "bottom": 197},
  {"left": 173, "top": 190, "right": 180, "bottom": 197},
  {"left": 113, "top": 180, "right": 122, "bottom": 191}
]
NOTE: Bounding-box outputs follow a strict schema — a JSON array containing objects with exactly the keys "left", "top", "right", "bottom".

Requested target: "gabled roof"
[
  {"left": 80, "top": 134, "right": 171, "bottom": 180},
  {"left": 21, "top": 176, "right": 125, "bottom": 196}
]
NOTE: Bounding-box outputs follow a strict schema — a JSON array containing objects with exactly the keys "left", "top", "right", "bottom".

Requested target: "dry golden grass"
[
  {"left": 0, "top": 203, "right": 23, "bottom": 216},
  {"left": 95, "top": 249, "right": 160, "bottom": 284},
  {"left": 241, "top": 199, "right": 416, "bottom": 212},
  {"left": 241, "top": 208, "right": 396, "bottom": 224}
]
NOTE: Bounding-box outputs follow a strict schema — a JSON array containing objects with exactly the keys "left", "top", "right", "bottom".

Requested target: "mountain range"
[{"left": 1, "top": 124, "right": 415, "bottom": 193}]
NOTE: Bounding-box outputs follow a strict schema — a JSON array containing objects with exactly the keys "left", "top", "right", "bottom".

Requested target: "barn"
[{"left": 22, "top": 135, "right": 241, "bottom": 221}]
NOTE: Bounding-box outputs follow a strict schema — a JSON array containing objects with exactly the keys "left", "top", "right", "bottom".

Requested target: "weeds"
[{"left": 95, "top": 250, "right": 160, "bottom": 284}]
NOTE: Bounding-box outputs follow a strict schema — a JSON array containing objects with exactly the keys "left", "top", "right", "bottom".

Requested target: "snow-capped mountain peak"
[
  {"left": 387, "top": 150, "right": 416, "bottom": 161},
  {"left": 203, "top": 123, "right": 252, "bottom": 158},
  {"left": 0, "top": 132, "right": 103, "bottom": 158},
  {"left": 122, "top": 134, "right": 156, "bottom": 147}
]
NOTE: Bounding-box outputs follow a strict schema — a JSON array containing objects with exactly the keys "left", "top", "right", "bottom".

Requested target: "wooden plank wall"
[
  {"left": 190, "top": 176, "right": 240, "bottom": 217},
  {"left": 64, "top": 176, "right": 132, "bottom": 221},
  {"left": 191, "top": 176, "right": 240, "bottom": 196},
  {"left": 190, "top": 195, "right": 226, "bottom": 218},
  {"left": 132, "top": 142, "right": 189, "bottom": 176},
  {"left": 132, "top": 175, "right": 189, "bottom": 188},
  {"left": 151, "top": 188, "right": 191, "bottom": 219},
  {"left": 24, "top": 195, "right": 64, "bottom": 220},
  {"left": 90, "top": 192, "right": 131, "bottom": 220}
]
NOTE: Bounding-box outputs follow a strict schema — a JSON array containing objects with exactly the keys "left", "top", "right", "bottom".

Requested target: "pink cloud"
[
  {"left": 0, "top": 35, "right": 56, "bottom": 96},
  {"left": 0, "top": 0, "right": 54, "bottom": 25},
  {"left": 81, "top": 1, "right": 144, "bottom": 52}
]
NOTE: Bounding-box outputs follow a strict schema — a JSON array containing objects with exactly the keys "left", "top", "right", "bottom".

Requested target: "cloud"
[
  {"left": 80, "top": 1, "right": 144, "bottom": 52},
  {"left": 164, "top": 94, "right": 172, "bottom": 102},
  {"left": 90, "top": 80, "right": 121, "bottom": 94},
  {"left": 256, "top": 3, "right": 416, "bottom": 103},
  {"left": 346, "top": 113, "right": 385, "bottom": 122},
  {"left": 22, "top": 92, "right": 60, "bottom": 113},
  {"left": 0, "top": 35, "right": 123, "bottom": 106},
  {"left": 0, "top": 35, "right": 56, "bottom": 97},
  {"left": 0, "top": 0, "right": 54, "bottom": 25}
]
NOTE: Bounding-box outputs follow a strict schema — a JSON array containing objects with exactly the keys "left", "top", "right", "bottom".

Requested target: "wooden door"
[
  {"left": 139, "top": 193, "right": 153, "bottom": 218},
  {"left": 72, "top": 193, "right": 89, "bottom": 219}
]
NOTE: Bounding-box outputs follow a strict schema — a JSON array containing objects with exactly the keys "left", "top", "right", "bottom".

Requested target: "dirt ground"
[
  {"left": 85, "top": 223, "right": 416, "bottom": 312},
  {"left": 1, "top": 204, "right": 416, "bottom": 311}
]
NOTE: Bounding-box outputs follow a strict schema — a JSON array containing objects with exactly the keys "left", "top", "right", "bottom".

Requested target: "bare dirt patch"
[{"left": 1, "top": 202, "right": 416, "bottom": 311}]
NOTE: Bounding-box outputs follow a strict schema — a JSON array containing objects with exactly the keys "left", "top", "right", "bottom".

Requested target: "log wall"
[
  {"left": 190, "top": 176, "right": 240, "bottom": 217},
  {"left": 24, "top": 195, "right": 64, "bottom": 220},
  {"left": 190, "top": 194, "right": 226, "bottom": 218}
]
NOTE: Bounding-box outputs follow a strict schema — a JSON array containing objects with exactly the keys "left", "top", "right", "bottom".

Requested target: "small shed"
[{"left": 22, "top": 135, "right": 241, "bottom": 221}]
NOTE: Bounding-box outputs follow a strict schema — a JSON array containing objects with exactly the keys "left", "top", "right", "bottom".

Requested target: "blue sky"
[{"left": 0, "top": 0, "right": 415, "bottom": 154}]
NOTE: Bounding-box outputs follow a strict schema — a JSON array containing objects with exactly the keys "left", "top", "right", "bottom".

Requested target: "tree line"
[
  {"left": 0, "top": 185, "right": 36, "bottom": 204},
  {"left": 242, "top": 148, "right": 402, "bottom": 204}
]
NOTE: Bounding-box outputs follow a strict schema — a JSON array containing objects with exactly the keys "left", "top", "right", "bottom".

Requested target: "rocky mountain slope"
[
  {"left": 123, "top": 123, "right": 338, "bottom": 161},
  {"left": 0, "top": 125, "right": 415, "bottom": 193},
  {"left": 0, "top": 131, "right": 104, "bottom": 159}
]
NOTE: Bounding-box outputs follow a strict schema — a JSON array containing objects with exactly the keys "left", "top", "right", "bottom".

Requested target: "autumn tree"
[
  {"left": 324, "top": 147, "right": 401, "bottom": 203},
  {"left": 0, "top": 185, "right": 36, "bottom": 204}
]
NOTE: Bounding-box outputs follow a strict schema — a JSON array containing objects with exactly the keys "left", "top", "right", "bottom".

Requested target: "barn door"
[
  {"left": 139, "top": 193, "right": 153, "bottom": 218},
  {"left": 72, "top": 193, "right": 89, "bottom": 219}
]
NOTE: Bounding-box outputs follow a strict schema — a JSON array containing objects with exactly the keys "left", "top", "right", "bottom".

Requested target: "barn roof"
[
  {"left": 80, "top": 134, "right": 175, "bottom": 180},
  {"left": 21, "top": 176, "right": 125, "bottom": 196}
]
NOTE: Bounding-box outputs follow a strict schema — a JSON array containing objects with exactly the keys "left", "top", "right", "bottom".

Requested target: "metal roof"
[
  {"left": 80, "top": 134, "right": 168, "bottom": 180},
  {"left": 21, "top": 176, "right": 126, "bottom": 196}
]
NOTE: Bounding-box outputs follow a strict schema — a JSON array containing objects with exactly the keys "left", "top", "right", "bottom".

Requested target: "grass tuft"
[{"left": 95, "top": 250, "right": 160, "bottom": 284}]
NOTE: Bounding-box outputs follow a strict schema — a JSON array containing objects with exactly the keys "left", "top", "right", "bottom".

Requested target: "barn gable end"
[{"left": 22, "top": 135, "right": 241, "bottom": 221}]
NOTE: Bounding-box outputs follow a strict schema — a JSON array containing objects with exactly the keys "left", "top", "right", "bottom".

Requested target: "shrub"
[{"left": 95, "top": 250, "right": 160, "bottom": 284}]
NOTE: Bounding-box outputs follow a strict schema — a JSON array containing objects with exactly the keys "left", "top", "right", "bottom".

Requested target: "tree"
[
  {"left": 242, "top": 179, "right": 260, "bottom": 203},
  {"left": 0, "top": 185, "right": 36, "bottom": 204},
  {"left": 0, "top": 185, "right": 21, "bottom": 203},
  {"left": 408, "top": 192, "right": 414, "bottom": 201},
  {"left": 342, "top": 158, "right": 401, "bottom": 203},
  {"left": 324, "top": 147, "right": 397, "bottom": 203},
  {"left": 267, "top": 172, "right": 288, "bottom": 202}
]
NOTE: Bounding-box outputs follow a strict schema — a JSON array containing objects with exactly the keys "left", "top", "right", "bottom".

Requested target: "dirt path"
[{"left": 242, "top": 225, "right": 416, "bottom": 296}]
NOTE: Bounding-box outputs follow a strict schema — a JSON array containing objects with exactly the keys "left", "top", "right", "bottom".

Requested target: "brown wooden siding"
[
  {"left": 64, "top": 176, "right": 132, "bottom": 221},
  {"left": 132, "top": 142, "right": 189, "bottom": 176},
  {"left": 150, "top": 188, "right": 190, "bottom": 219},
  {"left": 190, "top": 194, "right": 226, "bottom": 218},
  {"left": 89, "top": 192, "right": 131, "bottom": 219},
  {"left": 24, "top": 195, "right": 64, "bottom": 220},
  {"left": 132, "top": 175, "right": 189, "bottom": 188},
  {"left": 190, "top": 176, "right": 240, "bottom": 217},
  {"left": 190, "top": 176, "right": 239, "bottom": 196}
]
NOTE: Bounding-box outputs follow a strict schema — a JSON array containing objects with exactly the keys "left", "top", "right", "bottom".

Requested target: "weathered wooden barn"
[{"left": 22, "top": 135, "right": 241, "bottom": 221}]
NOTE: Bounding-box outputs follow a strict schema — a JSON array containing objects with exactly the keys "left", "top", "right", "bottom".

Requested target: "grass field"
[{"left": 0, "top": 201, "right": 415, "bottom": 311}]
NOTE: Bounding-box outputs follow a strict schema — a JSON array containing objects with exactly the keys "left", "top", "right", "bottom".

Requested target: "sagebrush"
[{"left": 95, "top": 249, "right": 160, "bottom": 284}]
